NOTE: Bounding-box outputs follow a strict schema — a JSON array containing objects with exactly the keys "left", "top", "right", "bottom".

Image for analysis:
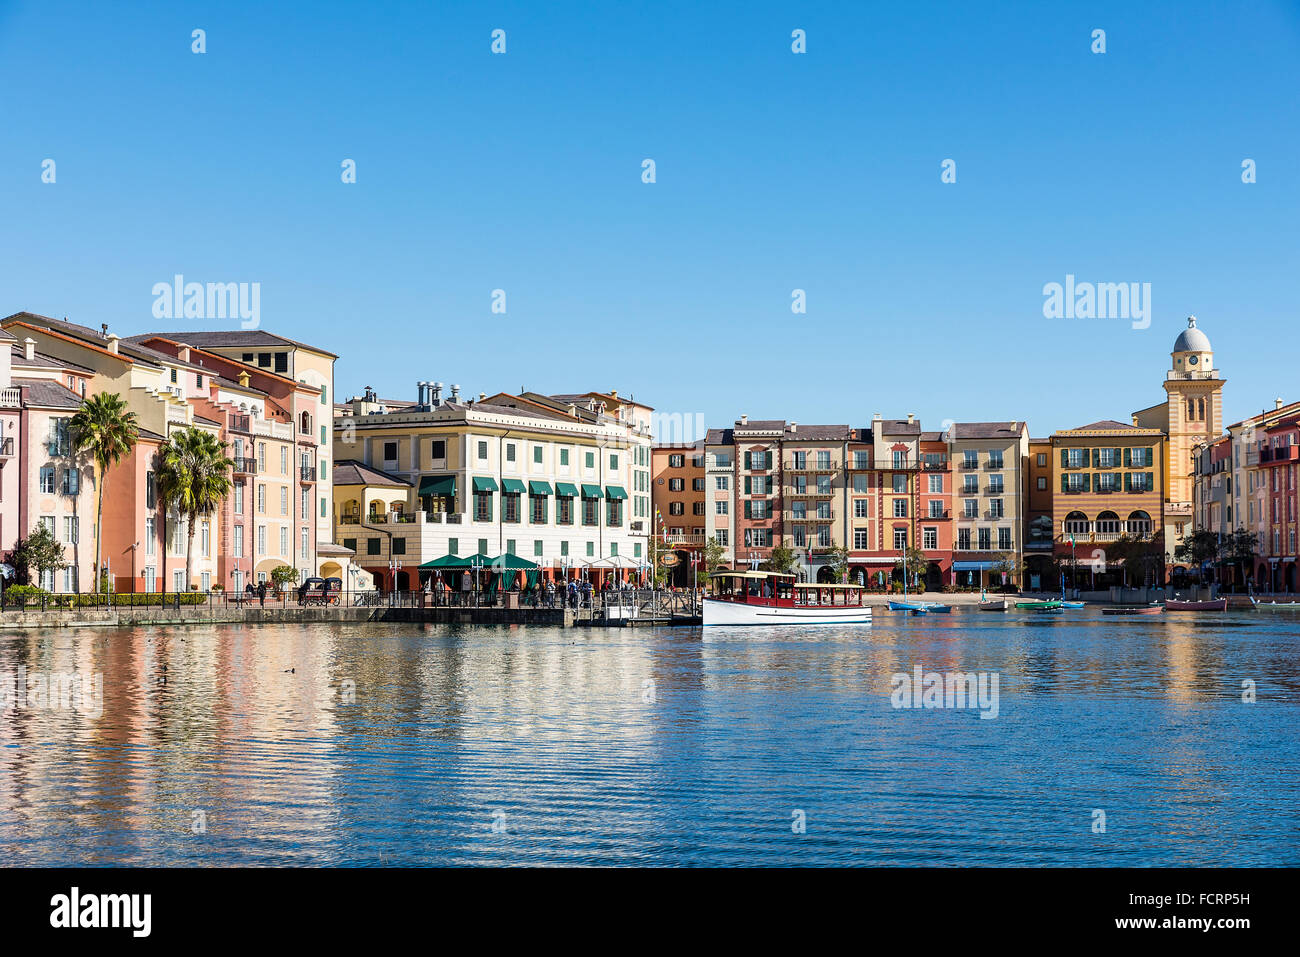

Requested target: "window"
[
  {"left": 854, "top": 499, "right": 869, "bottom": 518},
  {"left": 853, "top": 529, "right": 870, "bottom": 549},
  {"left": 201, "top": 521, "right": 210, "bottom": 556},
  {"left": 963, "top": 475, "right": 979, "bottom": 494},
  {"left": 582, "top": 497, "right": 599, "bottom": 526},
  {"left": 274, "top": 352, "right": 288, "bottom": 374},
  {"left": 342, "top": 537, "right": 356, "bottom": 553},
  {"left": 964, "top": 450, "right": 978, "bottom": 469},
  {"left": 715, "top": 530, "right": 729, "bottom": 547},
  {"left": 585, "top": 451, "right": 595, "bottom": 469},
  {"left": 233, "top": 525, "right": 243, "bottom": 557},
  {"left": 893, "top": 528, "right": 908, "bottom": 550},
  {"left": 392, "top": 538, "right": 406, "bottom": 555},
  {"left": 892, "top": 474, "right": 906, "bottom": 493},
  {"left": 692, "top": 478, "right": 705, "bottom": 492},
  {"left": 816, "top": 451, "right": 831, "bottom": 470},
  {"left": 146, "top": 471, "right": 156, "bottom": 509},
  {"left": 853, "top": 451, "right": 870, "bottom": 470},
  {"left": 963, "top": 499, "right": 977, "bottom": 518},
  {"left": 280, "top": 527, "right": 289, "bottom": 556},
  {"left": 923, "top": 527, "right": 937, "bottom": 550},
  {"left": 559, "top": 448, "right": 569, "bottom": 467},
  {"left": 447, "top": 538, "right": 459, "bottom": 555},
  {"left": 693, "top": 502, "right": 705, "bottom": 516},
  {"left": 63, "top": 516, "right": 78, "bottom": 544},
  {"left": 366, "top": 538, "right": 380, "bottom": 555},
  {"left": 928, "top": 475, "right": 943, "bottom": 493},
  {"left": 791, "top": 500, "right": 806, "bottom": 519},
  {"left": 383, "top": 441, "right": 398, "bottom": 462},
  {"left": 893, "top": 499, "right": 907, "bottom": 518},
  {"left": 146, "top": 517, "right": 157, "bottom": 555},
  {"left": 957, "top": 528, "right": 971, "bottom": 550},
  {"left": 853, "top": 474, "right": 868, "bottom": 493},
  {"left": 234, "top": 483, "right": 244, "bottom": 513},
  {"left": 715, "top": 500, "right": 728, "bottom": 515},
  {"left": 534, "top": 540, "right": 543, "bottom": 557},
  {"left": 988, "top": 477, "right": 1004, "bottom": 494},
  {"left": 792, "top": 525, "right": 807, "bottom": 547},
  {"left": 743, "top": 528, "right": 771, "bottom": 548},
  {"left": 502, "top": 493, "right": 520, "bottom": 523},
  {"left": 669, "top": 454, "right": 684, "bottom": 468},
  {"left": 505, "top": 444, "right": 516, "bottom": 463},
  {"left": 713, "top": 452, "right": 732, "bottom": 468},
  {"left": 669, "top": 501, "right": 684, "bottom": 516},
  {"left": 1036, "top": 453, "right": 1047, "bottom": 467},
  {"left": 1037, "top": 476, "right": 1047, "bottom": 491},
  {"left": 990, "top": 499, "right": 1004, "bottom": 518},
  {"left": 257, "top": 525, "right": 267, "bottom": 554},
  {"left": 669, "top": 478, "right": 684, "bottom": 492},
  {"left": 557, "top": 496, "right": 573, "bottom": 525},
  {"left": 39, "top": 466, "right": 55, "bottom": 494},
  {"left": 998, "top": 527, "right": 1012, "bottom": 550},
  {"left": 817, "top": 525, "right": 831, "bottom": 547},
  {"left": 431, "top": 439, "right": 446, "bottom": 459},
  {"left": 478, "top": 441, "right": 488, "bottom": 460},
  {"left": 609, "top": 453, "right": 618, "bottom": 470},
  {"left": 530, "top": 494, "right": 547, "bottom": 524},
  {"left": 816, "top": 475, "right": 832, "bottom": 495},
  {"left": 1066, "top": 448, "right": 1085, "bottom": 468},
  {"left": 281, "top": 446, "right": 289, "bottom": 474},
  {"left": 929, "top": 500, "right": 944, "bottom": 518},
  {"left": 987, "top": 451, "right": 1003, "bottom": 469},
  {"left": 978, "top": 528, "right": 991, "bottom": 550},
  {"left": 280, "top": 487, "right": 289, "bottom": 515},
  {"left": 533, "top": 446, "right": 543, "bottom": 465}
]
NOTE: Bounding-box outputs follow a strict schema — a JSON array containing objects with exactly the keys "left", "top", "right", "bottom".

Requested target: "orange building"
[{"left": 651, "top": 442, "right": 706, "bottom": 584}]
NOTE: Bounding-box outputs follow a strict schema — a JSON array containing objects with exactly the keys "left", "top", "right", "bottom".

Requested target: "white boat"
[
  {"left": 703, "top": 572, "right": 872, "bottom": 626},
  {"left": 1250, "top": 596, "right": 1300, "bottom": 610}
]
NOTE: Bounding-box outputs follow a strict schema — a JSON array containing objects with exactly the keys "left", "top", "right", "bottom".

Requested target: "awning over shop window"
[
  {"left": 604, "top": 485, "right": 628, "bottom": 500},
  {"left": 953, "top": 561, "right": 996, "bottom": 571},
  {"left": 472, "top": 476, "right": 498, "bottom": 492},
  {"left": 419, "top": 474, "right": 456, "bottom": 497},
  {"left": 555, "top": 482, "right": 579, "bottom": 497},
  {"left": 581, "top": 484, "right": 602, "bottom": 498},
  {"left": 501, "top": 478, "right": 527, "bottom": 494},
  {"left": 528, "top": 480, "right": 553, "bottom": 495}
]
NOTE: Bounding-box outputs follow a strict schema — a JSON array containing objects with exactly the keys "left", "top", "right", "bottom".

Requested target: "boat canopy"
[
  {"left": 794, "top": 582, "right": 863, "bottom": 589},
  {"left": 709, "top": 571, "right": 795, "bottom": 580}
]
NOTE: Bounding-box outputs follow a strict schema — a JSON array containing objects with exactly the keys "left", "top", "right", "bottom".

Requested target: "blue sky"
[{"left": 2, "top": 1, "right": 1297, "bottom": 437}]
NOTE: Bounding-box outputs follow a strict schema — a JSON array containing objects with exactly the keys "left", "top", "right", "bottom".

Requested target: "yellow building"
[{"left": 1051, "top": 420, "right": 1166, "bottom": 582}]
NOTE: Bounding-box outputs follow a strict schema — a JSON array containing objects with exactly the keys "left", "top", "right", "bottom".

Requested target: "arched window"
[
  {"left": 1127, "top": 510, "right": 1152, "bottom": 537},
  {"left": 300, "top": 411, "right": 312, "bottom": 434},
  {"left": 1064, "top": 511, "right": 1090, "bottom": 535},
  {"left": 1187, "top": 399, "right": 1195, "bottom": 420},
  {"left": 1198, "top": 398, "right": 1205, "bottom": 421},
  {"left": 1096, "top": 511, "right": 1121, "bottom": 535}
]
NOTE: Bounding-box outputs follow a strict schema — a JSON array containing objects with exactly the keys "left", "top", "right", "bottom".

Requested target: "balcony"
[
  {"left": 922, "top": 459, "right": 948, "bottom": 471},
  {"left": 424, "top": 512, "right": 463, "bottom": 524},
  {"left": 959, "top": 460, "right": 979, "bottom": 470},
  {"left": 232, "top": 456, "right": 257, "bottom": 475},
  {"left": 1260, "top": 446, "right": 1299, "bottom": 465},
  {"left": 790, "top": 511, "right": 835, "bottom": 521},
  {"left": 0, "top": 436, "right": 12, "bottom": 458},
  {"left": 0, "top": 387, "right": 20, "bottom": 408},
  {"left": 300, "top": 465, "right": 316, "bottom": 482},
  {"left": 227, "top": 414, "right": 250, "bottom": 434},
  {"left": 985, "top": 486, "right": 1005, "bottom": 496}
]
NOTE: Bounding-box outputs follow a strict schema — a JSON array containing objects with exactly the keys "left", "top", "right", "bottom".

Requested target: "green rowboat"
[{"left": 1016, "top": 599, "right": 1062, "bottom": 610}]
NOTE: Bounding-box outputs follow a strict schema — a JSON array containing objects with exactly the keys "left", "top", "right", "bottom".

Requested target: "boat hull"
[
  {"left": 978, "top": 600, "right": 1008, "bottom": 611},
  {"left": 1250, "top": 598, "right": 1300, "bottom": 610},
  {"left": 1016, "top": 601, "right": 1061, "bottom": 610},
  {"left": 1103, "top": 606, "right": 1164, "bottom": 616},
  {"left": 1165, "top": 599, "right": 1227, "bottom": 611},
  {"left": 703, "top": 598, "right": 872, "bottom": 626}
]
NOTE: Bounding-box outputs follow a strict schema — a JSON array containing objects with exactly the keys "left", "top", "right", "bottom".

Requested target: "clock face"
[{"left": 1189, "top": 355, "right": 1199, "bottom": 365}]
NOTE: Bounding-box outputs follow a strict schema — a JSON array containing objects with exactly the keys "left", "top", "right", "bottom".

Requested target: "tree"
[
  {"left": 768, "top": 545, "right": 797, "bottom": 575},
  {"left": 826, "top": 545, "right": 850, "bottom": 583},
  {"left": 10, "top": 525, "right": 68, "bottom": 589},
  {"left": 155, "top": 427, "right": 234, "bottom": 591},
  {"left": 1174, "top": 529, "right": 1220, "bottom": 574},
  {"left": 702, "top": 536, "right": 727, "bottom": 576},
  {"left": 895, "top": 545, "right": 927, "bottom": 589},
  {"left": 992, "top": 552, "right": 1019, "bottom": 592},
  {"left": 271, "top": 565, "right": 300, "bottom": 593},
  {"left": 70, "top": 392, "right": 140, "bottom": 592},
  {"left": 1225, "top": 529, "right": 1259, "bottom": 590}
]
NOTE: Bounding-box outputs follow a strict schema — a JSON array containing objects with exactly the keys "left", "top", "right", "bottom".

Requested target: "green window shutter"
[
  {"left": 1123, "top": 447, "right": 1131, "bottom": 467},
  {"left": 1113, "top": 447, "right": 1122, "bottom": 465},
  {"left": 1060, "top": 449, "right": 1068, "bottom": 468},
  {"left": 743, "top": 451, "right": 751, "bottom": 469},
  {"left": 766, "top": 451, "right": 773, "bottom": 469},
  {"left": 1124, "top": 473, "right": 1132, "bottom": 493},
  {"left": 1091, "top": 448, "right": 1099, "bottom": 468},
  {"left": 1146, "top": 471, "right": 1154, "bottom": 492},
  {"left": 744, "top": 476, "right": 751, "bottom": 494},
  {"left": 448, "top": 538, "right": 459, "bottom": 555},
  {"left": 1082, "top": 473, "right": 1091, "bottom": 492},
  {"left": 1061, "top": 475, "right": 1068, "bottom": 492},
  {"left": 744, "top": 501, "right": 752, "bottom": 519}
]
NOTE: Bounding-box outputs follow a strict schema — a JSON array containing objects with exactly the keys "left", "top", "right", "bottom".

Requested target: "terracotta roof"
[
  {"left": 3, "top": 313, "right": 137, "bottom": 364},
  {"left": 878, "top": 418, "right": 922, "bottom": 435},
  {"left": 10, "top": 345, "right": 95, "bottom": 374},
  {"left": 333, "top": 459, "right": 411, "bottom": 488},
  {"left": 704, "top": 428, "right": 733, "bottom": 445},
  {"left": 783, "top": 424, "right": 852, "bottom": 440},
  {"left": 1067, "top": 419, "right": 1143, "bottom": 432},
  {"left": 15, "top": 377, "right": 83, "bottom": 410}
]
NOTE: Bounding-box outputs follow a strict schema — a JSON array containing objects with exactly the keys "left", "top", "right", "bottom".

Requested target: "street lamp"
[
  {"left": 388, "top": 558, "right": 403, "bottom": 605},
  {"left": 470, "top": 555, "right": 484, "bottom": 606}
]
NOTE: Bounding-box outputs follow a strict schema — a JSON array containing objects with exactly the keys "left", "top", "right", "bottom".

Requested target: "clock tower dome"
[{"left": 1163, "top": 315, "right": 1225, "bottom": 515}]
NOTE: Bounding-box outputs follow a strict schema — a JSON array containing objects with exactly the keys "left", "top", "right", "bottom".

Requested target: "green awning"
[
  {"left": 419, "top": 474, "right": 456, "bottom": 497},
  {"left": 472, "top": 476, "right": 498, "bottom": 492},
  {"left": 528, "top": 480, "right": 553, "bottom": 495},
  {"left": 555, "top": 482, "right": 579, "bottom": 497},
  {"left": 501, "top": 478, "right": 527, "bottom": 494},
  {"left": 488, "top": 552, "right": 541, "bottom": 570},
  {"left": 581, "top": 484, "right": 602, "bottom": 498},
  {"left": 604, "top": 485, "right": 628, "bottom": 500},
  {"left": 419, "top": 553, "right": 464, "bottom": 569}
]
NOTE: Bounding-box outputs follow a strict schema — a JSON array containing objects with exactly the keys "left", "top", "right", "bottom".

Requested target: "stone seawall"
[{"left": 0, "top": 606, "right": 577, "bottom": 629}]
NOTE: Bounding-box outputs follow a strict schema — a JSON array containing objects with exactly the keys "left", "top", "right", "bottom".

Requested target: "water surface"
[{"left": 1, "top": 612, "right": 1296, "bottom": 865}]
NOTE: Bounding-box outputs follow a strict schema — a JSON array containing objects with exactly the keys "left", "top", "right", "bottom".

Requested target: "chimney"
[
  {"left": 416, "top": 381, "right": 427, "bottom": 406},
  {"left": 24, "top": 337, "right": 35, "bottom": 361},
  {"left": 450, "top": 384, "right": 460, "bottom": 402},
  {"left": 740, "top": 414, "right": 748, "bottom": 426},
  {"left": 238, "top": 370, "right": 250, "bottom": 388},
  {"left": 906, "top": 413, "right": 915, "bottom": 425},
  {"left": 789, "top": 422, "right": 797, "bottom": 433},
  {"left": 178, "top": 346, "right": 190, "bottom": 362},
  {"left": 610, "top": 390, "right": 617, "bottom": 399},
  {"left": 431, "top": 382, "right": 443, "bottom": 406},
  {"left": 1276, "top": 397, "right": 1284, "bottom": 410},
  {"left": 100, "top": 323, "right": 108, "bottom": 338},
  {"left": 478, "top": 392, "right": 486, "bottom": 402}
]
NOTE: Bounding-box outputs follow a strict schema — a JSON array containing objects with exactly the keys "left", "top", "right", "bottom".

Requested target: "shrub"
[{"left": 3, "top": 584, "right": 50, "bottom": 607}]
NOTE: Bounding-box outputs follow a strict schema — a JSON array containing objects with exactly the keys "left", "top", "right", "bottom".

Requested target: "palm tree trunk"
[
  {"left": 94, "top": 460, "right": 104, "bottom": 592},
  {"left": 185, "top": 513, "right": 196, "bottom": 593}
]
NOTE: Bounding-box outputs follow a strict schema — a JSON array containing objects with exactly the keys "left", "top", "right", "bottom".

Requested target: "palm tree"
[
  {"left": 70, "top": 393, "right": 140, "bottom": 592},
  {"left": 155, "top": 427, "right": 233, "bottom": 591}
]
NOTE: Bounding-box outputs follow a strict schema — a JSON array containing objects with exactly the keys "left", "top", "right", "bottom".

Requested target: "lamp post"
[
  {"left": 470, "top": 555, "right": 484, "bottom": 606},
  {"left": 388, "top": 558, "right": 403, "bottom": 606}
]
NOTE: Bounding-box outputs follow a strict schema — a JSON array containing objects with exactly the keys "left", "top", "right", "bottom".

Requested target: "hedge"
[{"left": 2, "top": 588, "right": 207, "bottom": 608}]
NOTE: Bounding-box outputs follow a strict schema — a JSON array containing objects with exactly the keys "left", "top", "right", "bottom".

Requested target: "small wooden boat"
[
  {"left": 1165, "top": 598, "right": 1228, "bottom": 611},
  {"left": 1061, "top": 601, "right": 1085, "bottom": 608},
  {"left": 1249, "top": 597, "right": 1300, "bottom": 611},
  {"left": 1016, "top": 599, "right": 1061, "bottom": 610},
  {"left": 1103, "top": 604, "right": 1164, "bottom": 616},
  {"left": 978, "top": 598, "right": 1008, "bottom": 611},
  {"left": 889, "top": 599, "right": 949, "bottom": 613}
]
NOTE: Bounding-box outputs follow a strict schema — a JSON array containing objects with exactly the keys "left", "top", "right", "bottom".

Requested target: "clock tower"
[{"left": 1164, "top": 315, "right": 1224, "bottom": 507}]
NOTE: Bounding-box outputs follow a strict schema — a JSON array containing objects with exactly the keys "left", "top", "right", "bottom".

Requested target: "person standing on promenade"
[{"left": 257, "top": 580, "right": 266, "bottom": 607}]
